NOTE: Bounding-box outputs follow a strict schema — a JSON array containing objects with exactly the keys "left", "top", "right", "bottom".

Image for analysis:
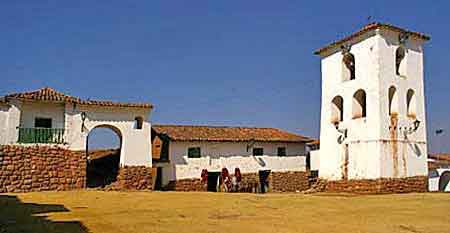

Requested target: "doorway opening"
[
  {"left": 259, "top": 170, "right": 271, "bottom": 193},
  {"left": 154, "top": 167, "right": 163, "bottom": 191},
  {"left": 86, "top": 125, "right": 122, "bottom": 188},
  {"left": 207, "top": 172, "right": 221, "bottom": 192}
]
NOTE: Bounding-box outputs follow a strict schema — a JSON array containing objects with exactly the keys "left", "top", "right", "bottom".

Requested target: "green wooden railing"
[{"left": 18, "top": 128, "right": 65, "bottom": 144}]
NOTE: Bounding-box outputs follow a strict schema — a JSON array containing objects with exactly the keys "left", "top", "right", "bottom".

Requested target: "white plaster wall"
[
  {"left": 378, "top": 30, "right": 427, "bottom": 143},
  {"left": 319, "top": 33, "right": 382, "bottom": 180},
  {"left": 65, "top": 103, "right": 152, "bottom": 167},
  {"left": 0, "top": 100, "right": 60, "bottom": 145},
  {"left": 379, "top": 141, "right": 428, "bottom": 177},
  {"left": 318, "top": 28, "right": 428, "bottom": 180},
  {"left": 376, "top": 29, "right": 428, "bottom": 178},
  {"left": 0, "top": 100, "right": 153, "bottom": 167},
  {"left": 164, "top": 141, "right": 307, "bottom": 181},
  {"left": 347, "top": 141, "right": 381, "bottom": 179},
  {"left": 20, "top": 101, "right": 65, "bottom": 129},
  {"left": 2, "top": 100, "right": 22, "bottom": 145},
  {"left": 0, "top": 103, "right": 10, "bottom": 145},
  {"left": 310, "top": 150, "right": 320, "bottom": 171}
]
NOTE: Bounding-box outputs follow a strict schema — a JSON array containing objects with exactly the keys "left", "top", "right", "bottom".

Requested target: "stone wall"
[
  {"left": 271, "top": 171, "right": 310, "bottom": 192},
  {"left": 239, "top": 172, "right": 260, "bottom": 192},
  {"left": 163, "top": 171, "right": 311, "bottom": 193},
  {"left": 165, "top": 178, "right": 206, "bottom": 192},
  {"left": 0, "top": 145, "right": 86, "bottom": 193},
  {"left": 239, "top": 171, "right": 310, "bottom": 192},
  {"left": 112, "top": 166, "right": 153, "bottom": 190},
  {"left": 324, "top": 176, "right": 428, "bottom": 194}
]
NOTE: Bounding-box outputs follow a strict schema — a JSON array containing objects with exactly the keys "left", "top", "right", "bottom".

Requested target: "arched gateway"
[
  {"left": 0, "top": 87, "right": 153, "bottom": 192},
  {"left": 86, "top": 124, "right": 123, "bottom": 188}
]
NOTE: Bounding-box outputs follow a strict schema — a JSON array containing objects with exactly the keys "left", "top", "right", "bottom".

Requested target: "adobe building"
[
  {"left": 312, "top": 23, "right": 430, "bottom": 193},
  {"left": 0, "top": 87, "right": 153, "bottom": 192},
  {"left": 151, "top": 125, "right": 313, "bottom": 192}
]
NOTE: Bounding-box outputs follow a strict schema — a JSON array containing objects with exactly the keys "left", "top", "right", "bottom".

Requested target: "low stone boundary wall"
[
  {"left": 0, "top": 145, "right": 86, "bottom": 193},
  {"left": 112, "top": 166, "right": 153, "bottom": 190},
  {"left": 239, "top": 171, "right": 310, "bottom": 192},
  {"left": 165, "top": 178, "right": 206, "bottom": 192},
  {"left": 324, "top": 176, "right": 428, "bottom": 194},
  {"left": 271, "top": 171, "right": 310, "bottom": 192},
  {"left": 164, "top": 171, "right": 311, "bottom": 193}
]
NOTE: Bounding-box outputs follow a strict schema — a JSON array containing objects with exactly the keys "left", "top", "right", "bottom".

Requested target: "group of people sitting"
[{"left": 201, "top": 168, "right": 266, "bottom": 193}]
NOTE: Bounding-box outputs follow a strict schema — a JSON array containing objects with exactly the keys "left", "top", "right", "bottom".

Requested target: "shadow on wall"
[
  {"left": 408, "top": 143, "right": 423, "bottom": 157},
  {"left": 252, "top": 156, "right": 267, "bottom": 167},
  {"left": 403, "top": 134, "right": 423, "bottom": 158},
  {"left": 0, "top": 195, "right": 89, "bottom": 233}
]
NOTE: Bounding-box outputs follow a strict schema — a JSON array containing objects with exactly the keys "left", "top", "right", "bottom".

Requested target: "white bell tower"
[{"left": 315, "top": 23, "right": 430, "bottom": 180}]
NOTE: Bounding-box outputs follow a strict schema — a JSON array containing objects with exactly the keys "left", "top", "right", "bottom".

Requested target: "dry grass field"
[{"left": 1, "top": 191, "right": 449, "bottom": 233}]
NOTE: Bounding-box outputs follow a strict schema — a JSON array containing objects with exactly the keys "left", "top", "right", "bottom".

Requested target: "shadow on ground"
[{"left": 0, "top": 195, "right": 88, "bottom": 233}]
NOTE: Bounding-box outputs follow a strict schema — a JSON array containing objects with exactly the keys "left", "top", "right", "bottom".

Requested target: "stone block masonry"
[
  {"left": 324, "top": 176, "right": 428, "bottom": 194},
  {"left": 271, "top": 171, "right": 310, "bottom": 192},
  {"left": 112, "top": 166, "right": 153, "bottom": 190},
  {"left": 0, "top": 145, "right": 86, "bottom": 193},
  {"left": 164, "top": 171, "right": 311, "bottom": 193},
  {"left": 239, "top": 171, "right": 310, "bottom": 193},
  {"left": 166, "top": 178, "right": 206, "bottom": 192}
]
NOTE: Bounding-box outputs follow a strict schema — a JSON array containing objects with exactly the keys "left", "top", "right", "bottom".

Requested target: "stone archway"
[{"left": 86, "top": 124, "right": 123, "bottom": 188}]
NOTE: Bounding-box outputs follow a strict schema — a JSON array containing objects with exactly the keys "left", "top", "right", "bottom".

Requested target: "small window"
[
  {"left": 388, "top": 86, "right": 398, "bottom": 116},
  {"left": 134, "top": 117, "right": 143, "bottom": 129},
  {"left": 342, "top": 52, "right": 356, "bottom": 81},
  {"left": 331, "top": 96, "right": 344, "bottom": 123},
  {"left": 35, "top": 118, "right": 52, "bottom": 128},
  {"left": 395, "top": 46, "right": 406, "bottom": 76},
  {"left": 187, "top": 147, "right": 201, "bottom": 158},
  {"left": 406, "top": 89, "right": 416, "bottom": 118},
  {"left": 253, "top": 148, "right": 264, "bottom": 156},
  {"left": 277, "top": 147, "right": 286, "bottom": 157},
  {"left": 352, "top": 89, "right": 367, "bottom": 119}
]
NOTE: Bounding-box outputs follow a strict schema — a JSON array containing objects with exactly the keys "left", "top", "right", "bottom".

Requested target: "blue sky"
[{"left": 1, "top": 1, "right": 449, "bottom": 153}]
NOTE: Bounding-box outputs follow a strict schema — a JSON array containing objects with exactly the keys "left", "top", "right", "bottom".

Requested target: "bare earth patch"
[{"left": 1, "top": 191, "right": 449, "bottom": 233}]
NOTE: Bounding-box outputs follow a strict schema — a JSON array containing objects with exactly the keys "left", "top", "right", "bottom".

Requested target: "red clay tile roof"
[
  {"left": 152, "top": 125, "right": 313, "bottom": 143},
  {"left": 3, "top": 87, "right": 153, "bottom": 109},
  {"left": 428, "top": 154, "right": 450, "bottom": 169},
  {"left": 88, "top": 148, "right": 120, "bottom": 160},
  {"left": 308, "top": 139, "right": 320, "bottom": 145},
  {"left": 314, "top": 22, "right": 430, "bottom": 56},
  {"left": 429, "top": 154, "right": 450, "bottom": 162}
]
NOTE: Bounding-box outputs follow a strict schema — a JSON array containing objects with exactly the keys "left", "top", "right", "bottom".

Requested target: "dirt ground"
[{"left": 1, "top": 191, "right": 449, "bottom": 233}]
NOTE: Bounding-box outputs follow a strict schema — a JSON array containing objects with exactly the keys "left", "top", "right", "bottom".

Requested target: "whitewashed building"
[
  {"left": 151, "top": 125, "right": 312, "bottom": 190},
  {"left": 313, "top": 23, "right": 430, "bottom": 184},
  {"left": 0, "top": 87, "right": 153, "bottom": 166}
]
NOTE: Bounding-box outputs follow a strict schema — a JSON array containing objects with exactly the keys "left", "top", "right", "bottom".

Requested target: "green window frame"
[
  {"left": 277, "top": 147, "right": 286, "bottom": 156},
  {"left": 187, "top": 147, "right": 201, "bottom": 158},
  {"left": 253, "top": 148, "right": 264, "bottom": 156}
]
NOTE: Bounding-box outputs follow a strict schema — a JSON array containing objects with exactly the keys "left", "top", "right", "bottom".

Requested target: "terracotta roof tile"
[
  {"left": 429, "top": 154, "right": 450, "bottom": 162},
  {"left": 3, "top": 87, "right": 152, "bottom": 109},
  {"left": 88, "top": 149, "right": 120, "bottom": 160},
  {"left": 152, "top": 125, "right": 313, "bottom": 143},
  {"left": 314, "top": 22, "right": 430, "bottom": 56},
  {"left": 308, "top": 139, "right": 320, "bottom": 145}
]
